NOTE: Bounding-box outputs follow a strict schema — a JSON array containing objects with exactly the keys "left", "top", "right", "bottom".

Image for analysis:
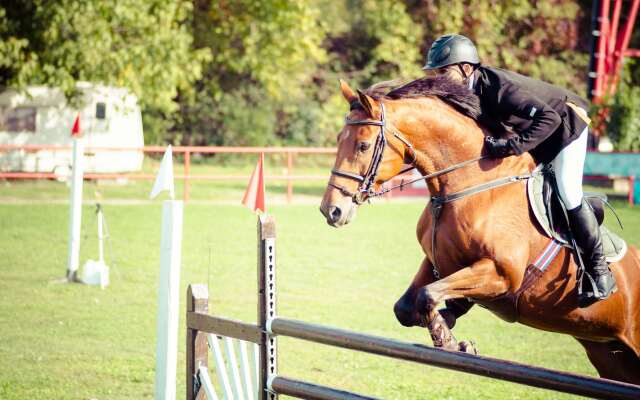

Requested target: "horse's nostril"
[{"left": 329, "top": 206, "right": 342, "bottom": 222}]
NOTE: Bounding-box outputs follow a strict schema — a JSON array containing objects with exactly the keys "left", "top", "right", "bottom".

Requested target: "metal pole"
[
  {"left": 269, "top": 318, "right": 640, "bottom": 400},
  {"left": 258, "top": 215, "right": 278, "bottom": 400},
  {"left": 608, "top": 0, "right": 623, "bottom": 66},
  {"left": 271, "top": 376, "right": 378, "bottom": 400},
  {"left": 608, "top": 0, "right": 640, "bottom": 97},
  {"left": 594, "top": 0, "right": 611, "bottom": 102},
  {"left": 587, "top": 0, "right": 601, "bottom": 100}
]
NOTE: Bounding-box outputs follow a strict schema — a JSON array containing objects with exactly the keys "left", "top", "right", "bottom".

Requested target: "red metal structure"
[{"left": 588, "top": 0, "right": 640, "bottom": 107}]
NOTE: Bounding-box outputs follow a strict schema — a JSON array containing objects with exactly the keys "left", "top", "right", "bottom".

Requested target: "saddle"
[
  {"left": 527, "top": 164, "right": 627, "bottom": 263},
  {"left": 481, "top": 165, "right": 627, "bottom": 322}
]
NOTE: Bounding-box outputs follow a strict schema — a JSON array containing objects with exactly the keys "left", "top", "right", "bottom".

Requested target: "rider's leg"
[{"left": 551, "top": 126, "right": 616, "bottom": 299}]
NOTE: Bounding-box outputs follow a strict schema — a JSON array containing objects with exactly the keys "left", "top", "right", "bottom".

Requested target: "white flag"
[{"left": 150, "top": 145, "right": 175, "bottom": 200}]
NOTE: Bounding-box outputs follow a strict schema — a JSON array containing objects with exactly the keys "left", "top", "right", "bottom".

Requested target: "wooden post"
[
  {"left": 258, "top": 215, "right": 277, "bottom": 400},
  {"left": 186, "top": 284, "right": 209, "bottom": 400}
]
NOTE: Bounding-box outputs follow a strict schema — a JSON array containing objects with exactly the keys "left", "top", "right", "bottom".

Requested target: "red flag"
[
  {"left": 71, "top": 114, "right": 81, "bottom": 137},
  {"left": 242, "top": 153, "right": 266, "bottom": 213}
]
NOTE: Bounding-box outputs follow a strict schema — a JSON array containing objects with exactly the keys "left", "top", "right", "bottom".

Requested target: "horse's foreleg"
[
  {"left": 417, "top": 258, "right": 509, "bottom": 352},
  {"left": 394, "top": 257, "right": 464, "bottom": 351},
  {"left": 419, "top": 258, "right": 509, "bottom": 305}
]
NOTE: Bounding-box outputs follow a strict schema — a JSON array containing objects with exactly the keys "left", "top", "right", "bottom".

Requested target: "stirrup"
[{"left": 578, "top": 271, "right": 617, "bottom": 307}]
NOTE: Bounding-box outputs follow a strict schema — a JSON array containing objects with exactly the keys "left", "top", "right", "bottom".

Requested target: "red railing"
[{"left": 0, "top": 144, "right": 344, "bottom": 202}]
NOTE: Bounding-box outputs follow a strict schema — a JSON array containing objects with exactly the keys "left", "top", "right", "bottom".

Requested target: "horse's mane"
[{"left": 362, "top": 75, "right": 482, "bottom": 121}]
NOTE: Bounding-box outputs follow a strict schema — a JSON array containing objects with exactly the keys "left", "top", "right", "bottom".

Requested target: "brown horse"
[{"left": 320, "top": 77, "right": 640, "bottom": 383}]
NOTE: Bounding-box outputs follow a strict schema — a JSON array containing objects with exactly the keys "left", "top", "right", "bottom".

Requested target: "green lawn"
[{"left": 0, "top": 188, "right": 638, "bottom": 399}]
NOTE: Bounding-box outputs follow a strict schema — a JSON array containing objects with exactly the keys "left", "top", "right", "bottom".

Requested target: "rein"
[{"left": 329, "top": 98, "right": 538, "bottom": 279}]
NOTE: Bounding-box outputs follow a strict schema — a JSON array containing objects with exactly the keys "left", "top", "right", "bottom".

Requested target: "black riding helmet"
[{"left": 423, "top": 34, "right": 480, "bottom": 70}]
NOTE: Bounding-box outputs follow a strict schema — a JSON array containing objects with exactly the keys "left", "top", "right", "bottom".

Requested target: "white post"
[
  {"left": 197, "top": 365, "right": 220, "bottom": 400},
  {"left": 97, "top": 205, "right": 105, "bottom": 264},
  {"left": 238, "top": 340, "right": 255, "bottom": 400},
  {"left": 208, "top": 334, "right": 234, "bottom": 399},
  {"left": 151, "top": 146, "right": 180, "bottom": 400},
  {"left": 253, "top": 343, "right": 260, "bottom": 400},
  {"left": 223, "top": 337, "right": 246, "bottom": 400},
  {"left": 66, "top": 136, "right": 84, "bottom": 281},
  {"left": 154, "top": 199, "right": 183, "bottom": 400}
]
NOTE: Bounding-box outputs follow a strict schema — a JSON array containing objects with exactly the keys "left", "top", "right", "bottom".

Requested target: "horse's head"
[{"left": 320, "top": 80, "right": 409, "bottom": 227}]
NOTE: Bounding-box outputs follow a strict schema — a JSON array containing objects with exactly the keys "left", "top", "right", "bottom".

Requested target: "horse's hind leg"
[{"left": 577, "top": 339, "right": 640, "bottom": 384}]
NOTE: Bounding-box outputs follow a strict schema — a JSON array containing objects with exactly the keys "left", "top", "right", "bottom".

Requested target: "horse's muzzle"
[
  {"left": 319, "top": 204, "right": 342, "bottom": 227},
  {"left": 319, "top": 202, "right": 355, "bottom": 227}
]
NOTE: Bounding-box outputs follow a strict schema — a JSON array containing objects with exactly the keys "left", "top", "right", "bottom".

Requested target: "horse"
[{"left": 319, "top": 76, "right": 640, "bottom": 384}]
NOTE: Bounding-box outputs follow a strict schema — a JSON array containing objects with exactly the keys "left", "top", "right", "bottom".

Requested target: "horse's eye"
[{"left": 358, "top": 142, "right": 371, "bottom": 152}]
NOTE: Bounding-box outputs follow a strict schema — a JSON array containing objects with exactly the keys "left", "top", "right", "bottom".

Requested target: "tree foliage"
[
  {"left": 607, "top": 60, "right": 640, "bottom": 151},
  {"left": 407, "top": 0, "right": 588, "bottom": 94},
  {"left": 0, "top": 0, "right": 210, "bottom": 142},
  {"left": 3, "top": 0, "right": 632, "bottom": 147}
]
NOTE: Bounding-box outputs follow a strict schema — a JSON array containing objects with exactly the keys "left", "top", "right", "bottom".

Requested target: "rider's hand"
[{"left": 484, "top": 136, "right": 515, "bottom": 158}]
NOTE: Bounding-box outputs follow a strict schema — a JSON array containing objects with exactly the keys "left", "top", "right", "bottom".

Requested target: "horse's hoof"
[{"left": 458, "top": 340, "right": 478, "bottom": 355}]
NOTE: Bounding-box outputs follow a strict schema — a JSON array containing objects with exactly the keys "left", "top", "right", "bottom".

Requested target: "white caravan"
[{"left": 0, "top": 82, "right": 144, "bottom": 176}]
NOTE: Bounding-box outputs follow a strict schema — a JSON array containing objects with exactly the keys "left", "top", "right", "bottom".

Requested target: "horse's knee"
[
  {"left": 394, "top": 291, "right": 419, "bottom": 327},
  {"left": 416, "top": 287, "right": 437, "bottom": 312}
]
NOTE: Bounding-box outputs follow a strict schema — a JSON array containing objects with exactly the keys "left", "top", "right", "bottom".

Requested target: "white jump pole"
[
  {"left": 151, "top": 146, "right": 182, "bottom": 400},
  {"left": 66, "top": 115, "right": 84, "bottom": 282}
]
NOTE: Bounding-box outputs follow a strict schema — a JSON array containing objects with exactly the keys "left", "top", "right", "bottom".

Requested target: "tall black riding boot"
[{"left": 567, "top": 199, "right": 617, "bottom": 300}]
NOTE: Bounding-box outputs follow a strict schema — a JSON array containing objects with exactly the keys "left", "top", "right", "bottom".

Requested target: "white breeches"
[{"left": 551, "top": 126, "right": 589, "bottom": 210}]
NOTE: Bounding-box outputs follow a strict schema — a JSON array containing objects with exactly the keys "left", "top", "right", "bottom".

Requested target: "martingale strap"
[{"left": 429, "top": 171, "right": 540, "bottom": 279}]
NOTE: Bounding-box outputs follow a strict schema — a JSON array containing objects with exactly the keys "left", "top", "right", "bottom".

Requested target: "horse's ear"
[
  {"left": 339, "top": 79, "right": 357, "bottom": 103},
  {"left": 357, "top": 89, "right": 378, "bottom": 117}
]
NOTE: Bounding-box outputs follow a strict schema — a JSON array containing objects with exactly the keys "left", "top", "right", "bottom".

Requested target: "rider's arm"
[{"left": 497, "top": 86, "right": 562, "bottom": 155}]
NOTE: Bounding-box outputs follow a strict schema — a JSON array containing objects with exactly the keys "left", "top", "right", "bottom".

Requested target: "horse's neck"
[{"left": 392, "top": 98, "right": 534, "bottom": 195}]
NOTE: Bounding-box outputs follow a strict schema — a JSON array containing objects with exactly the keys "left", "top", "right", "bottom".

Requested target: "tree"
[
  {"left": 0, "top": 0, "right": 210, "bottom": 143},
  {"left": 179, "top": 0, "right": 424, "bottom": 147},
  {"left": 406, "top": 0, "right": 589, "bottom": 95},
  {"left": 606, "top": 60, "right": 640, "bottom": 151}
]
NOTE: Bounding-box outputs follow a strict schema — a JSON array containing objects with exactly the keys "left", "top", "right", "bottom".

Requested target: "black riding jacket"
[{"left": 473, "top": 66, "right": 590, "bottom": 164}]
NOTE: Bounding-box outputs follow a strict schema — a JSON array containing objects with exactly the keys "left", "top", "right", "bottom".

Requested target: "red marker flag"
[
  {"left": 242, "top": 153, "right": 266, "bottom": 213},
  {"left": 71, "top": 114, "right": 81, "bottom": 137}
]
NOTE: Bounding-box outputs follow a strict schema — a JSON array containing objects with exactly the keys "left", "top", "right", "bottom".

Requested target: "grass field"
[{"left": 0, "top": 180, "right": 639, "bottom": 399}]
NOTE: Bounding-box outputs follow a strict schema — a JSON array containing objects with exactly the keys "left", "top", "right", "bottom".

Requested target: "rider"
[{"left": 423, "top": 34, "right": 616, "bottom": 301}]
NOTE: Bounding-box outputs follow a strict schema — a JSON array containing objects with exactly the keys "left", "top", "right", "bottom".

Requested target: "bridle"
[
  {"left": 329, "top": 100, "right": 484, "bottom": 205},
  {"left": 328, "top": 97, "right": 536, "bottom": 279},
  {"left": 329, "top": 102, "right": 412, "bottom": 205}
]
